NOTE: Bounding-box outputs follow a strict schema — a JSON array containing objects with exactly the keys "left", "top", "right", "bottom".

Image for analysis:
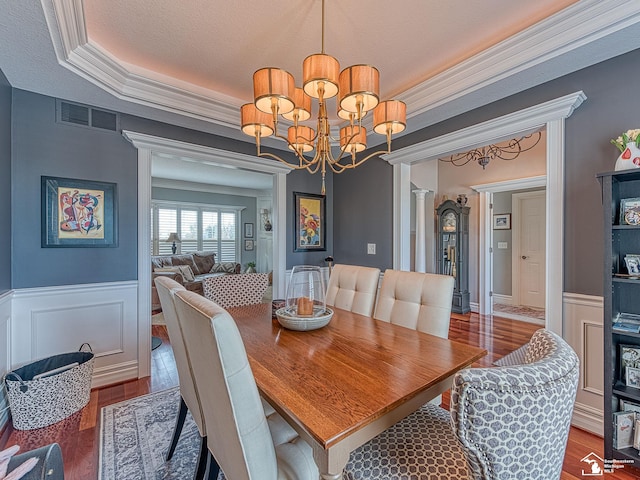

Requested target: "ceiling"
[{"left": 1, "top": 1, "right": 640, "bottom": 188}]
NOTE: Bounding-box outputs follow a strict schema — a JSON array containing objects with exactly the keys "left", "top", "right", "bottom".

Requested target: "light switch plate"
[
  {"left": 367, "top": 243, "right": 376, "bottom": 254},
  {"left": 498, "top": 242, "right": 508, "bottom": 249}
]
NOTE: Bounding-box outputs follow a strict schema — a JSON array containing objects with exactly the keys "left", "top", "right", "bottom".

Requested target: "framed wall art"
[
  {"left": 244, "top": 239, "right": 254, "bottom": 251},
  {"left": 294, "top": 191, "right": 326, "bottom": 252},
  {"left": 493, "top": 213, "right": 511, "bottom": 230},
  {"left": 620, "top": 197, "right": 640, "bottom": 225},
  {"left": 244, "top": 222, "right": 254, "bottom": 238},
  {"left": 42, "top": 176, "right": 118, "bottom": 247}
]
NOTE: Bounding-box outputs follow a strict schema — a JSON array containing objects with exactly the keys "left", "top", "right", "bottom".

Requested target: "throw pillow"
[
  {"left": 154, "top": 265, "right": 196, "bottom": 282},
  {"left": 209, "top": 262, "right": 238, "bottom": 274}
]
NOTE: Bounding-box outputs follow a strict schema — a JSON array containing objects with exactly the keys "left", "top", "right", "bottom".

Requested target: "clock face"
[{"left": 443, "top": 211, "right": 456, "bottom": 232}]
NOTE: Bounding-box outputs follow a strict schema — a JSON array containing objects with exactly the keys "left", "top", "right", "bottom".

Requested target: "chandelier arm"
[{"left": 329, "top": 148, "right": 391, "bottom": 173}]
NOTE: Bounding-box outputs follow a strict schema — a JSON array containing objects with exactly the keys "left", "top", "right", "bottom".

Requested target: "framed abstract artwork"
[
  {"left": 41, "top": 176, "right": 118, "bottom": 247},
  {"left": 294, "top": 191, "right": 326, "bottom": 252}
]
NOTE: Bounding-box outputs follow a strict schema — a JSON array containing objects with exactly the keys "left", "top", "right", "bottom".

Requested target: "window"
[{"left": 151, "top": 201, "right": 242, "bottom": 262}]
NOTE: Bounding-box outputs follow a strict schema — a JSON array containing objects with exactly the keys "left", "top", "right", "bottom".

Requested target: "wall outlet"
[
  {"left": 367, "top": 243, "right": 376, "bottom": 255},
  {"left": 497, "top": 242, "right": 508, "bottom": 249}
]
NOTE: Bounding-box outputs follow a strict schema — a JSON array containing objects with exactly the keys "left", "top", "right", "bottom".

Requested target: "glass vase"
[{"left": 285, "top": 265, "right": 326, "bottom": 317}]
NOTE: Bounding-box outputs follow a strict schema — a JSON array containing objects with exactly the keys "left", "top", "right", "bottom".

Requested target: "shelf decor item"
[
  {"left": 612, "top": 129, "right": 640, "bottom": 171},
  {"left": 614, "top": 411, "right": 635, "bottom": 449},
  {"left": 620, "top": 197, "right": 640, "bottom": 225}
]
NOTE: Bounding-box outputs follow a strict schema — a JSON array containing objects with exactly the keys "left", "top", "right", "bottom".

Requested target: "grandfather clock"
[{"left": 436, "top": 198, "right": 470, "bottom": 314}]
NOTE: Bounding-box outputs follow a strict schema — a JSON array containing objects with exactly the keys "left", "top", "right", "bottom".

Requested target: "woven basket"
[{"left": 5, "top": 344, "right": 94, "bottom": 430}]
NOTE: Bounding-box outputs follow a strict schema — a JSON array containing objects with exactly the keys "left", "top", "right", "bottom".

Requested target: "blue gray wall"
[
  {"left": 286, "top": 168, "right": 334, "bottom": 269},
  {"left": 11, "top": 89, "right": 138, "bottom": 288},
  {"left": 10, "top": 87, "right": 335, "bottom": 288},
  {"left": 0, "top": 70, "right": 10, "bottom": 294},
  {"left": 333, "top": 47, "right": 640, "bottom": 297},
  {"left": 152, "top": 186, "right": 258, "bottom": 267},
  {"left": 333, "top": 157, "right": 392, "bottom": 269}
]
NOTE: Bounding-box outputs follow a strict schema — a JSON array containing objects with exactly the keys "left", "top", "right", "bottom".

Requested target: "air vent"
[{"left": 57, "top": 100, "right": 119, "bottom": 132}]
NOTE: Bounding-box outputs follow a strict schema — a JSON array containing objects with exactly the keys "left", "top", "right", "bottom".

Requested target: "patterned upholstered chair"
[
  {"left": 203, "top": 272, "right": 269, "bottom": 309},
  {"left": 325, "top": 264, "right": 381, "bottom": 317},
  {"left": 173, "top": 290, "right": 319, "bottom": 480},
  {"left": 344, "top": 329, "right": 579, "bottom": 480},
  {"left": 373, "top": 269, "right": 454, "bottom": 339}
]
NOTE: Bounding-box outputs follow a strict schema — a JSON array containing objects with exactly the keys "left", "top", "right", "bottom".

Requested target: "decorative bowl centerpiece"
[{"left": 276, "top": 265, "right": 333, "bottom": 331}]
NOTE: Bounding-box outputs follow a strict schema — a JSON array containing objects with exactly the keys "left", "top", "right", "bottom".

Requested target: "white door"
[{"left": 515, "top": 191, "right": 546, "bottom": 309}]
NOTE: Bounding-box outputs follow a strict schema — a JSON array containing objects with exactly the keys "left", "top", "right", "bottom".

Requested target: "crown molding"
[
  {"left": 44, "top": 0, "right": 638, "bottom": 134},
  {"left": 399, "top": 0, "right": 640, "bottom": 119}
]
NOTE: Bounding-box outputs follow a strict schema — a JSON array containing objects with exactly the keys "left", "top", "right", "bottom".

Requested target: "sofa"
[{"left": 151, "top": 251, "right": 241, "bottom": 310}]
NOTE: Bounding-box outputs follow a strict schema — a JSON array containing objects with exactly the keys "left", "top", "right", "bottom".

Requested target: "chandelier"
[
  {"left": 240, "top": 0, "right": 406, "bottom": 194},
  {"left": 439, "top": 132, "right": 542, "bottom": 169}
]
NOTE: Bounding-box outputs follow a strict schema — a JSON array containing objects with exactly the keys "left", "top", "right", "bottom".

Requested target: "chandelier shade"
[
  {"left": 240, "top": 103, "right": 274, "bottom": 137},
  {"left": 240, "top": 0, "right": 407, "bottom": 194},
  {"left": 253, "top": 68, "right": 295, "bottom": 115},
  {"left": 288, "top": 125, "right": 315, "bottom": 153},
  {"left": 338, "top": 65, "right": 380, "bottom": 118},
  {"left": 373, "top": 100, "right": 407, "bottom": 135},
  {"left": 282, "top": 87, "right": 312, "bottom": 122},
  {"left": 340, "top": 125, "right": 367, "bottom": 153},
  {"left": 302, "top": 53, "right": 340, "bottom": 99}
]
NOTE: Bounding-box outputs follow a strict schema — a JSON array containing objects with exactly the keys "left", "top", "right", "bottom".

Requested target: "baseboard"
[
  {"left": 92, "top": 360, "right": 139, "bottom": 389},
  {"left": 470, "top": 302, "right": 479, "bottom": 313},
  {"left": 572, "top": 402, "right": 603, "bottom": 437},
  {"left": 492, "top": 294, "right": 512, "bottom": 305}
]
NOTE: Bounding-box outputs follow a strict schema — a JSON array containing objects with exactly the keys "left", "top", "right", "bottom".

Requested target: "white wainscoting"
[
  {"left": 563, "top": 292, "right": 604, "bottom": 436},
  {"left": 0, "top": 291, "right": 11, "bottom": 430},
  {"left": 11, "top": 281, "right": 139, "bottom": 389}
]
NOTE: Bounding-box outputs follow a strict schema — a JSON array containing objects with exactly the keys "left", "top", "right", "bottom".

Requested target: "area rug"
[
  {"left": 99, "top": 387, "right": 202, "bottom": 480},
  {"left": 152, "top": 311, "right": 166, "bottom": 325}
]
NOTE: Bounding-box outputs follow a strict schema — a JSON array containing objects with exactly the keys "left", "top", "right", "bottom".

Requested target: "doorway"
[
  {"left": 492, "top": 188, "right": 546, "bottom": 324},
  {"left": 124, "top": 131, "right": 292, "bottom": 378}
]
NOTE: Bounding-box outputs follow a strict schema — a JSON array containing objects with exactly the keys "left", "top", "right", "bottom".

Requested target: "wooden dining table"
[{"left": 229, "top": 303, "right": 487, "bottom": 480}]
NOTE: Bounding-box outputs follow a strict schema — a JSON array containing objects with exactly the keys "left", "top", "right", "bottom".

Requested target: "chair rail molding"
[
  {"left": 123, "top": 130, "right": 291, "bottom": 378},
  {"left": 11, "top": 281, "right": 138, "bottom": 388},
  {"left": 383, "top": 91, "right": 586, "bottom": 337}
]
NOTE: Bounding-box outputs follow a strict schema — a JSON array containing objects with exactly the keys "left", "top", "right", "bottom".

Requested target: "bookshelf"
[{"left": 598, "top": 169, "right": 640, "bottom": 460}]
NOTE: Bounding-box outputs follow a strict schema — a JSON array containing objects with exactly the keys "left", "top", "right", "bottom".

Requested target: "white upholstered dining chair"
[
  {"left": 343, "top": 329, "right": 579, "bottom": 479},
  {"left": 154, "top": 276, "right": 211, "bottom": 480},
  {"left": 203, "top": 272, "right": 269, "bottom": 309},
  {"left": 373, "top": 269, "right": 454, "bottom": 338},
  {"left": 325, "top": 264, "right": 381, "bottom": 317},
  {"left": 173, "top": 290, "right": 319, "bottom": 480}
]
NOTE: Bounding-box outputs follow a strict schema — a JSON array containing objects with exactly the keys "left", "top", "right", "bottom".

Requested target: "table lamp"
[{"left": 165, "top": 232, "right": 181, "bottom": 254}]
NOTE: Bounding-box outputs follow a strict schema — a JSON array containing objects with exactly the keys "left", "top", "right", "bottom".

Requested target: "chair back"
[
  {"left": 174, "top": 290, "right": 278, "bottom": 480},
  {"left": 203, "top": 273, "right": 269, "bottom": 309},
  {"left": 450, "top": 329, "right": 579, "bottom": 480},
  {"left": 325, "top": 264, "right": 381, "bottom": 317},
  {"left": 373, "top": 269, "right": 454, "bottom": 338},
  {"left": 154, "top": 276, "right": 206, "bottom": 437}
]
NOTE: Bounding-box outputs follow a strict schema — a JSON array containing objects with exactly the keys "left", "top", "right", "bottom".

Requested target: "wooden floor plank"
[{"left": 1, "top": 316, "right": 638, "bottom": 478}]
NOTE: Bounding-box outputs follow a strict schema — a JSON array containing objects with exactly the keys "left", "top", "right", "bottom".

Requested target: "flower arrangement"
[{"left": 611, "top": 129, "right": 640, "bottom": 153}]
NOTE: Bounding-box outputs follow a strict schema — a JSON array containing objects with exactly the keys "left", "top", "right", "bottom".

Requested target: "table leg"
[{"left": 313, "top": 445, "right": 349, "bottom": 480}]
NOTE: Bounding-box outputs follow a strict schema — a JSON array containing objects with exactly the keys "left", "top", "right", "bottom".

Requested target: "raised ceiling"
[{"left": 1, "top": 0, "right": 640, "bottom": 187}]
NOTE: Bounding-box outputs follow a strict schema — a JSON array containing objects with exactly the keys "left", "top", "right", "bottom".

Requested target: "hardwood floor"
[{"left": 1, "top": 316, "right": 638, "bottom": 479}]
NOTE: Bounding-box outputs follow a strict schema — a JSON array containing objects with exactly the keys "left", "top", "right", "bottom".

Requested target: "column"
[{"left": 413, "top": 189, "right": 429, "bottom": 273}]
